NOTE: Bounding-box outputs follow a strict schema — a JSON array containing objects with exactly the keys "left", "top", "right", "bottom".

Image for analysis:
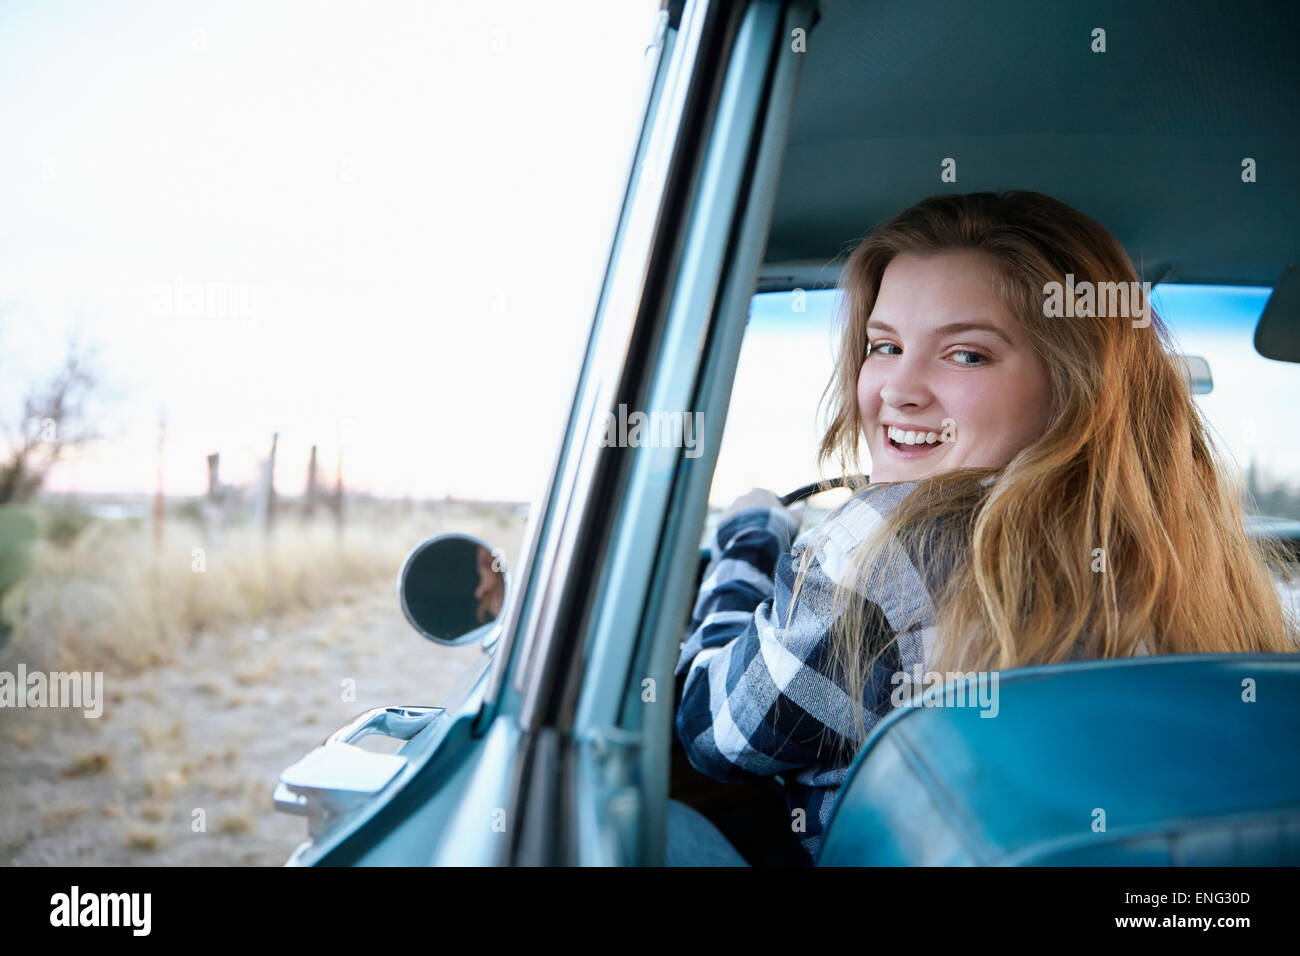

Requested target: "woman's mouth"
[{"left": 882, "top": 424, "right": 946, "bottom": 458}]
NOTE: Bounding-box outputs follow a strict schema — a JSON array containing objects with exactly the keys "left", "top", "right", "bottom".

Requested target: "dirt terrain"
[{"left": 0, "top": 587, "right": 488, "bottom": 866}]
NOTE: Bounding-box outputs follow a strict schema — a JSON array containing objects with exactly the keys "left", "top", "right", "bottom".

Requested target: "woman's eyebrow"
[{"left": 867, "top": 319, "right": 1014, "bottom": 347}]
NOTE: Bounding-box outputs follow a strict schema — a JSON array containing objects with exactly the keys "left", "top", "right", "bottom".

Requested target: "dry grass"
[
  {"left": 62, "top": 753, "right": 112, "bottom": 777},
  {"left": 40, "top": 805, "right": 89, "bottom": 828},
  {"left": 124, "top": 824, "right": 164, "bottom": 851},
  {"left": 216, "top": 813, "right": 254, "bottom": 835},
  {"left": 136, "top": 719, "right": 185, "bottom": 750},
  {"left": 0, "top": 498, "right": 523, "bottom": 677},
  {"left": 234, "top": 649, "right": 284, "bottom": 686}
]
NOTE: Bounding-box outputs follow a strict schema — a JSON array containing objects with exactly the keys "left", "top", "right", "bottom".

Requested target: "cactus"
[{"left": 0, "top": 504, "right": 38, "bottom": 643}]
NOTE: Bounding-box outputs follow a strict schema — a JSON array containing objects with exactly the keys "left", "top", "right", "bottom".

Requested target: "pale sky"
[{"left": 0, "top": 0, "right": 661, "bottom": 501}]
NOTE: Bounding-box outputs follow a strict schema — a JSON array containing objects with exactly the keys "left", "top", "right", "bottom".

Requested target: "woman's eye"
[
  {"left": 868, "top": 341, "right": 901, "bottom": 356},
  {"left": 950, "top": 349, "right": 988, "bottom": 366}
]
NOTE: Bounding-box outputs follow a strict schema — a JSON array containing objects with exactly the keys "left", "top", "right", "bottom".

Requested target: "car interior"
[{"left": 668, "top": 0, "right": 1300, "bottom": 866}]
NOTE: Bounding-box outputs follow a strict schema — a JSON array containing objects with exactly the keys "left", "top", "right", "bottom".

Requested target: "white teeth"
[{"left": 887, "top": 425, "right": 940, "bottom": 446}]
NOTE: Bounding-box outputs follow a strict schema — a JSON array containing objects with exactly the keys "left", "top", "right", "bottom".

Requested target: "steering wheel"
[{"left": 779, "top": 474, "right": 869, "bottom": 507}]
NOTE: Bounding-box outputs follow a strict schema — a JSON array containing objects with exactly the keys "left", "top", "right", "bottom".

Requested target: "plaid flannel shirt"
[{"left": 674, "top": 479, "right": 943, "bottom": 864}]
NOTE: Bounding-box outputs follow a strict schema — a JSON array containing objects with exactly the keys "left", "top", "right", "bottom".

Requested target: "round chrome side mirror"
[{"left": 397, "top": 533, "right": 508, "bottom": 646}]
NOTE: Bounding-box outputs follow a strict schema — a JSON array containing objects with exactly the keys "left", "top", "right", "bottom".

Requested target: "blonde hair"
[{"left": 792, "top": 190, "right": 1298, "bottom": 752}]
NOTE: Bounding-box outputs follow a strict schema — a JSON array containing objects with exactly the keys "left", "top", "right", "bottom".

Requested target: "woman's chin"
[
  {"left": 879, "top": 465, "right": 929, "bottom": 483},
  {"left": 877, "top": 453, "right": 955, "bottom": 482},
  {"left": 870, "top": 440, "right": 957, "bottom": 482}
]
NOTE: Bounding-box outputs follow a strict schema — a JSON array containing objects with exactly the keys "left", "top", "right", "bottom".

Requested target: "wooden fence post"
[
  {"left": 201, "top": 451, "right": 227, "bottom": 549},
  {"left": 252, "top": 432, "right": 278, "bottom": 536},
  {"left": 304, "top": 445, "right": 319, "bottom": 521},
  {"left": 152, "top": 405, "right": 166, "bottom": 549},
  {"left": 332, "top": 448, "right": 344, "bottom": 537}
]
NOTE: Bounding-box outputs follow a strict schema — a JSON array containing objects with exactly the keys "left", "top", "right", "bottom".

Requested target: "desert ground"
[{"left": 0, "top": 499, "right": 523, "bottom": 866}]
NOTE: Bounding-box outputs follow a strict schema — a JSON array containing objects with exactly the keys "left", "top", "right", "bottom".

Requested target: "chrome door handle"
[{"left": 326, "top": 705, "right": 444, "bottom": 747}]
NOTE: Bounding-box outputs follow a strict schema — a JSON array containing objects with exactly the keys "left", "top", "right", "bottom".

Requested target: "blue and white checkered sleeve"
[
  {"left": 675, "top": 506, "right": 798, "bottom": 674},
  {"left": 674, "top": 507, "right": 862, "bottom": 782}
]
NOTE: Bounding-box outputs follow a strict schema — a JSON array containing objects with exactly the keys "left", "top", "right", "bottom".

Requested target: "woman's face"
[{"left": 857, "top": 250, "right": 1054, "bottom": 483}]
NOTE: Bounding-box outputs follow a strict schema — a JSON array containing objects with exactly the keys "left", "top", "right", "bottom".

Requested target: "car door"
[{"left": 276, "top": 0, "right": 815, "bottom": 866}]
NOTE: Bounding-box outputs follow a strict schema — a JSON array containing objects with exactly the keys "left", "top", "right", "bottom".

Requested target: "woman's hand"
[{"left": 723, "top": 487, "right": 799, "bottom": 529}]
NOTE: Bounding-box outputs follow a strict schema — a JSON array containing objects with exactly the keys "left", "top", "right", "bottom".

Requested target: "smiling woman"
[
  {"left": 821, "top": 190, "right": 1299, "bottom": 698},
  {"left": 674, "top": 190, "right": 1300, "bottom": 863},
  {"left": 858, "top": 248, "right": 1055, "bottom": 482}
]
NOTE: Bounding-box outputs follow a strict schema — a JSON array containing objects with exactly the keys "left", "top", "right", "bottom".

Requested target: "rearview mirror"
[
  {"left": 1255, "top": 264, "right": 1300, "bottom": 364},
  {"left": 397, "top": 533, "right": 508, "bottom": 646}
]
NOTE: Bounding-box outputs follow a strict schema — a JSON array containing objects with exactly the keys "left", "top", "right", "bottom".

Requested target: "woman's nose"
[{"left": 878, "top": 356, "right": 932, "bottom": 409}]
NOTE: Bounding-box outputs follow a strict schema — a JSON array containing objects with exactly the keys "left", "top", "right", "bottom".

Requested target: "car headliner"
[{"left": 758, "top": 0, "right": 1300, "bottom": 292}]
